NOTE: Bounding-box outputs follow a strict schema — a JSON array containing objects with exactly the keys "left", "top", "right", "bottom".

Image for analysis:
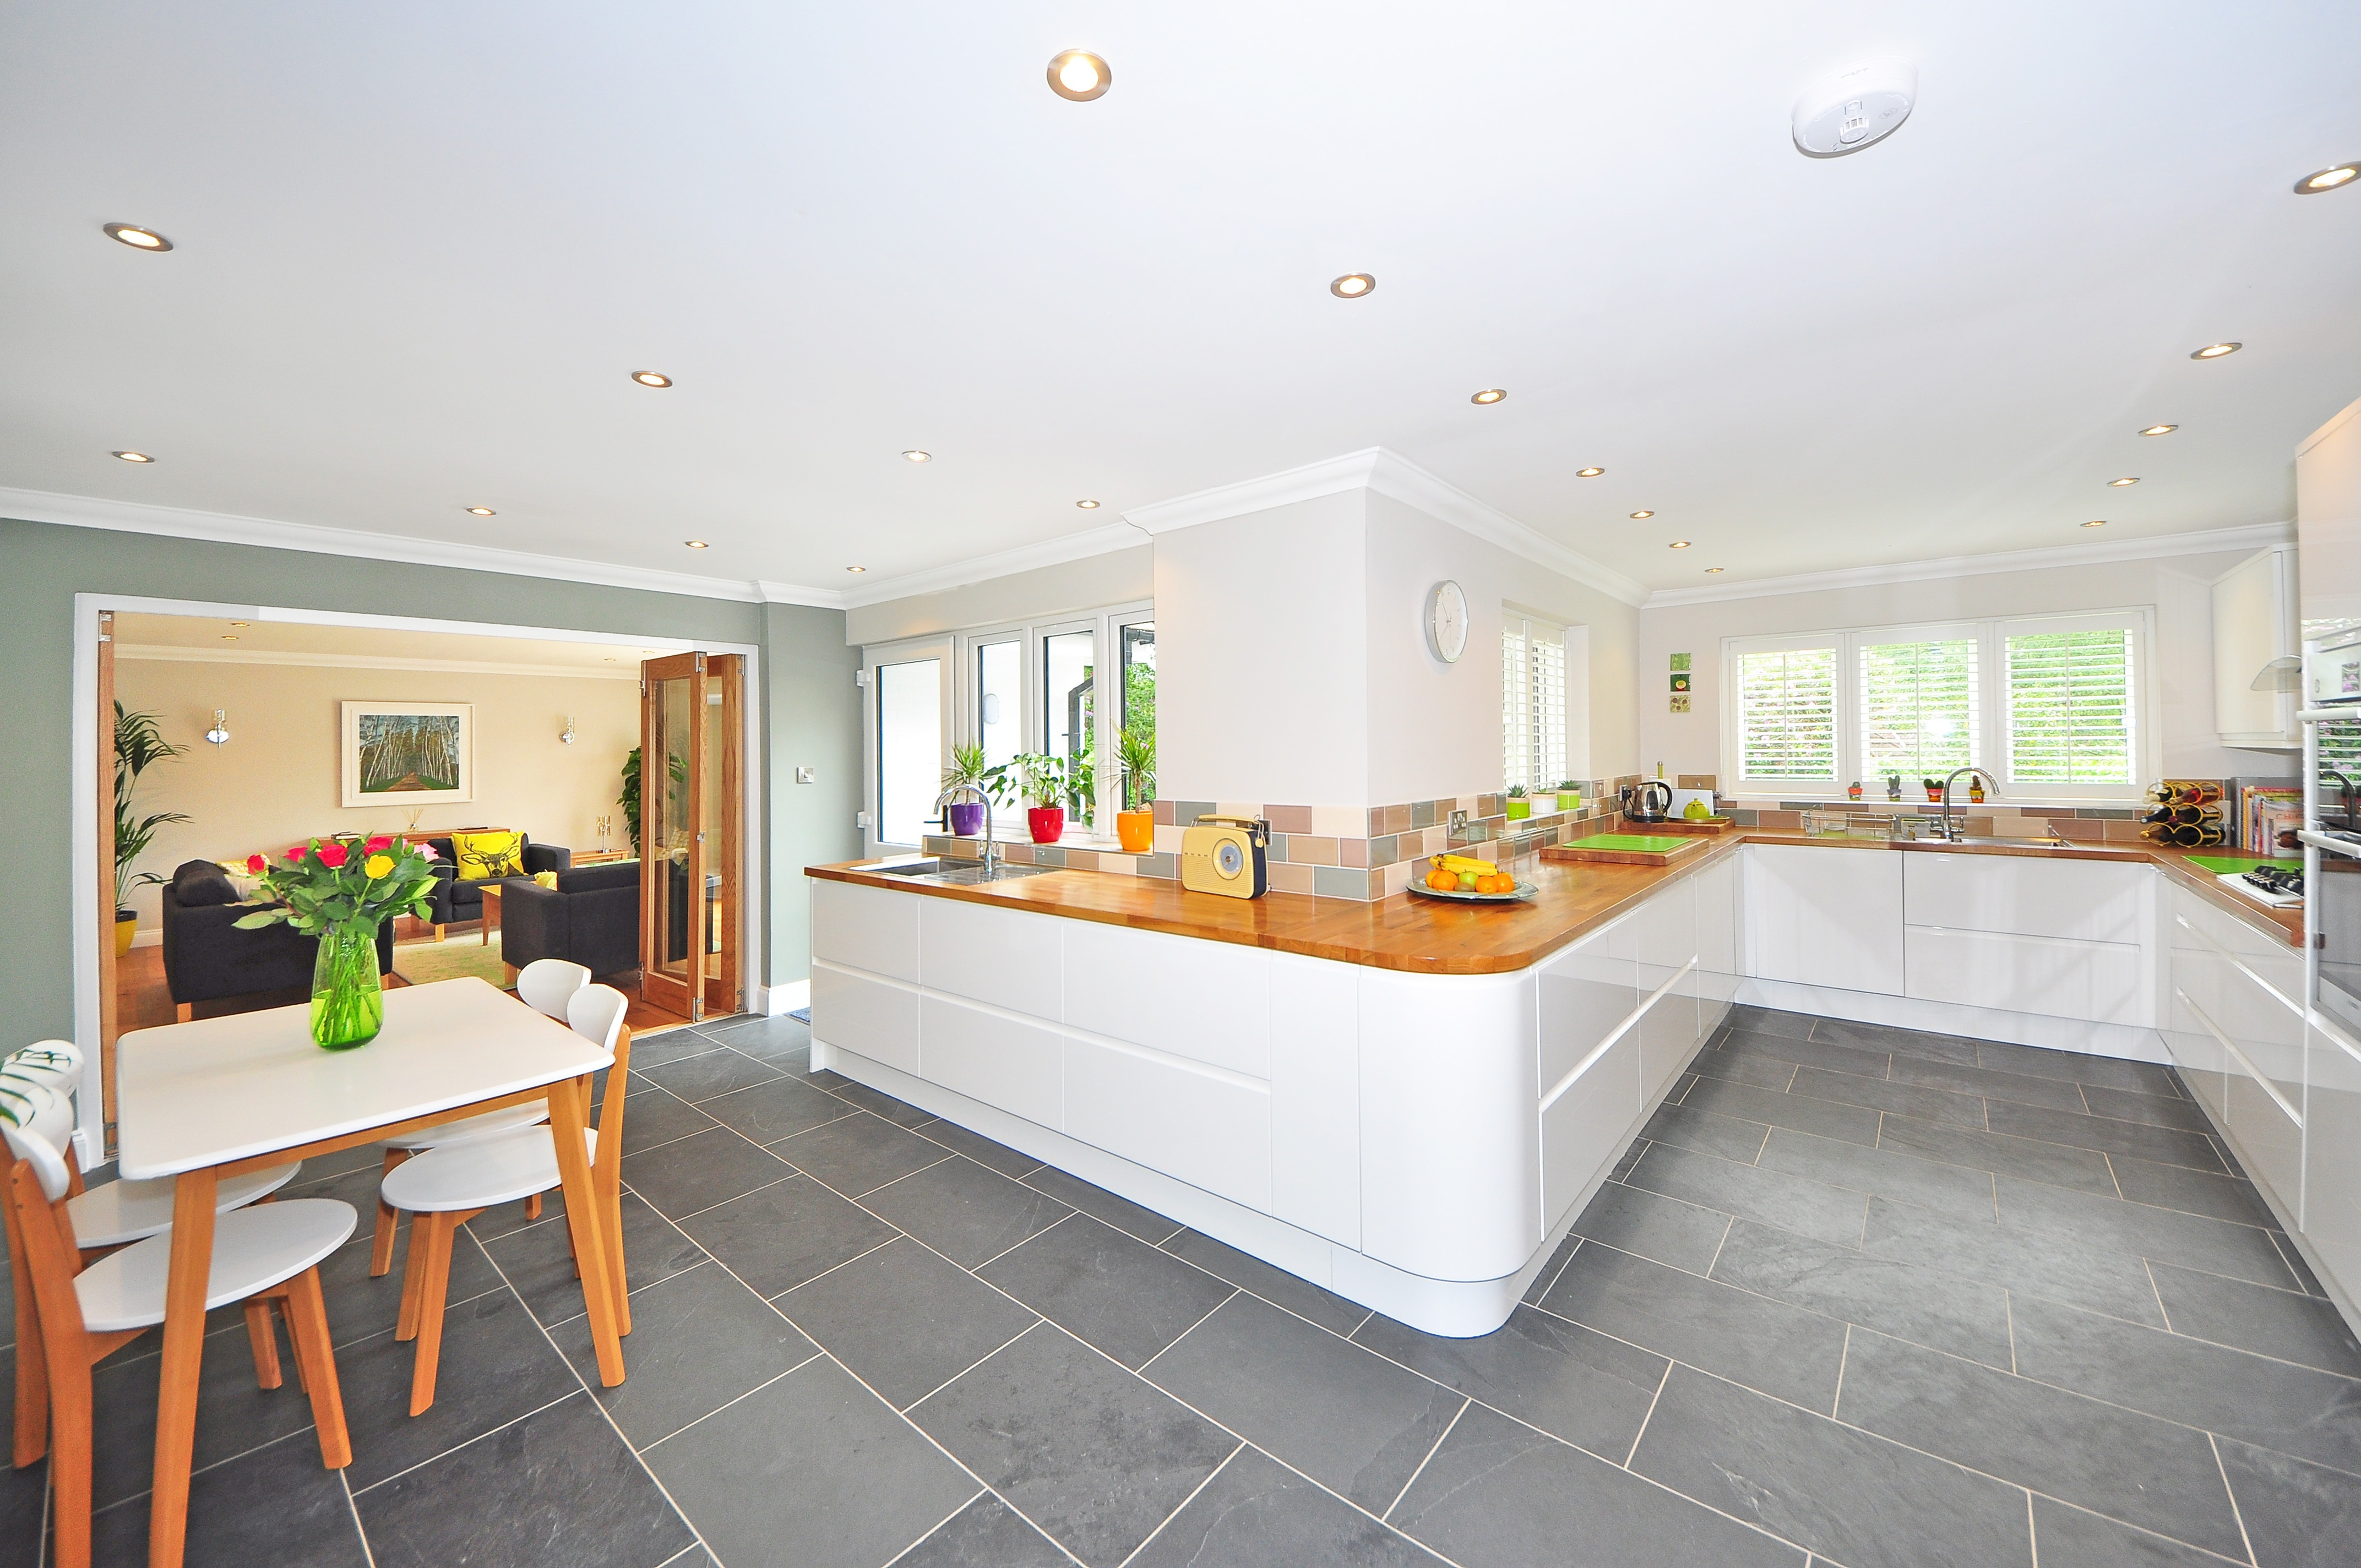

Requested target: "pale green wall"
[{"left": 1, "top": 516, "right": 861, "bottom": 1040}]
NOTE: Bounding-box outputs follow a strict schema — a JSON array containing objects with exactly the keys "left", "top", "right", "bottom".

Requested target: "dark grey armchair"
[{"left": 499, "top": 861, "right": 641, "bottom": 979}]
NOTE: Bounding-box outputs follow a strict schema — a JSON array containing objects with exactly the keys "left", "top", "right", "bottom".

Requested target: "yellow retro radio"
[{"left": 1180, "top": 815, "right": 1269, "bottom": 900}]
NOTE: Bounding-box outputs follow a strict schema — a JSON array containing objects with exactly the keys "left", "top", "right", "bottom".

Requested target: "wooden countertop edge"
[{"left": 806, "top": 832, "right": 2300, "bottom": 973}]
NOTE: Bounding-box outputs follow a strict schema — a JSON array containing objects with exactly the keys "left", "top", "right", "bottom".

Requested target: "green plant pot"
[
  {"left": 1505, "top": 800, "right": 1531, "bottom": 820},
  {"left": 310, "top": 923, "right": 385, "bottom": 1051},
  {"left": 1554, "top": 793, "right": 1581, "bottom": 813}
]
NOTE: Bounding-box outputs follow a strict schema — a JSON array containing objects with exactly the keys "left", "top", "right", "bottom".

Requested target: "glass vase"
[{"left": 309, "top": 922, "right": 385, "bottom": 1051}]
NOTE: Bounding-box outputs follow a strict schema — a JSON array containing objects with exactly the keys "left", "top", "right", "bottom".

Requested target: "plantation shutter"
[
  {"left": 1859, "top": 638, "right": 1977, "bottom": 782},
  {"left": 1735, "top": 645, "right": 1838, "bottom": 783},
  {"left": 1502, "top": 616, "right": 1567, "bottom": 793},
  {"left": 2004, "top": 622, "right": 2137, "bottom": 786},
  {"left": 1502, "top": 627, "right": 1529, "bottom": 791}
]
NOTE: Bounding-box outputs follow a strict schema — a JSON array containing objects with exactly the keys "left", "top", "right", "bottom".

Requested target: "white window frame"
[
  {"left": 859, "top": 633, "right": 952, "bottom": 856},
  {"left": 1502, "top": 606, "right": 1572, "bottom": 796},
  {"left": 1720, "top": 607, "right": 2158, "bottom": 804}
]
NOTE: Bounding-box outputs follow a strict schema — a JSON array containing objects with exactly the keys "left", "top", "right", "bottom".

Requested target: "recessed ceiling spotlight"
[
  {"left": 684, "top": 540, "right": 709, "bottom": 549},
  {"left": 1330, "top": 273, "right": 1375, "bottom": 298},
  {"left": 1669, "top": 540, "right": 1691, "bottom": 549},
  {"left": 1629, "top": 509, "right": 1654, "bottom": 519},
  {"left": 228, "top": 621, "right": 249, "bottom": 627},
  {"left": 2295, "top": 163, "right": 2359, "bottom": 194},
  {"left": 631, "top": 370, "right": 673, "bottom": 388},
  {"left": 902, "top": 450, "right": 932, "bottom": 463},
  {"left": 605, "top": 656, "right": 617, "bottom": 662},
  {"left": 465, "top": 506, "right": 496, "bottom": 516},
  {"left": 221, "top": 634, "right": 237, "bottom": 641},
  {"left": 1576, "top": 467, "right": 1605, "bottom": 478},
  {"left": 2190, "top": 342, "right": 2241, "bottom": 360},
  {"left": 2137, "top": 424, "right": 2178, "bottom": 437},
  {"left": 1047, "top": 50, "right": 1111, "bottom": 101},
  {"left": 846, "top": 565, "right": 867, "bottom": 573},
  {"left": 1705, "top": 567, "right": 1724, "bottom": 573},
  {"left": 112, "top": 450, "right": 154, "bottom": 462},
  {"left": 1470, "top": 388, "right": 1507, "bottom": 405},
  {"left": 2109, "top": 476, "right": 2140, "bottom": 487},
  {"left": 1076, "top": 498, "right": 1100, "bottom": 509},
  {"left": 103, "top": 223, "right": 172, "bottom": 252},
  {"left": 2082, "top": 520, "right": 2108, "bottom": 528}
]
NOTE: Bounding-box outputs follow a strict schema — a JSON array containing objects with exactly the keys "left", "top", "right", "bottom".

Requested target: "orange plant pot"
[{"left": 1116, "top": 809, "right": 1155, "bottom": 854}]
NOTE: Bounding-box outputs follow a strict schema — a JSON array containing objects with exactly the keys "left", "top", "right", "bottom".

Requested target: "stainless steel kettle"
[{"left": 1625, "top": 780, "right": 1673, "bottom": 824}]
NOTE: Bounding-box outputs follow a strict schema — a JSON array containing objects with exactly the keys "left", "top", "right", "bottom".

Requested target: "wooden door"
[
  {"left": 701, "top": 655, "right": 744, "bottom": 1017},
  {"left": 639, "top": 654, "right": 705, "bottom": 1020},
  {"left": 97, "top": 610, "right": 118, "bottom": 1137}
]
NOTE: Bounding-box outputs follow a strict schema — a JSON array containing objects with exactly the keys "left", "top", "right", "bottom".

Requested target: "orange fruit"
[{"left": 1426, "top": 869, "right": 1455, "bottom": 891}]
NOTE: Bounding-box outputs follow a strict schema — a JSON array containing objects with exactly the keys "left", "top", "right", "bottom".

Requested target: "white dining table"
[{"left": 114, "top": 977, "right": 626, "bottom": 1568}]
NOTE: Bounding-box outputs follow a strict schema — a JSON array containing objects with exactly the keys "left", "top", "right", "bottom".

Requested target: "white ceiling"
[{"left": 5, "top": 3, "right": 2358, "bottom": 600}]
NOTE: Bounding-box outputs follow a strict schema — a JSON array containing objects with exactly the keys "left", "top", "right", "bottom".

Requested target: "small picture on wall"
[
  {"left": 1669, "top": 652, "right": 1691, "bottom": 672},
  {"left": 341, "top": 701, "right": 475, "bottom": 808},
  {"left": 1670, "top": 672, "right": 1692, "bottom": 693},
  {"left": 1669, "top": 694, "right": 1692, "bottom": 714}
]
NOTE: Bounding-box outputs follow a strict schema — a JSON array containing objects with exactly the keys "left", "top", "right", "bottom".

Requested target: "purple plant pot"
[{"left": 946, "top": 801, "right": 987, "bottom": 837}]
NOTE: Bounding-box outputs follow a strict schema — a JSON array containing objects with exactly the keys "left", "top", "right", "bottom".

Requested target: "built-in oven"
[
  {"left": 2306, "top": 671, "right": 2361, "bottom": 1033},
  {"left": 2318, "top": 848, "right": 2361, "bottom": 1037}
]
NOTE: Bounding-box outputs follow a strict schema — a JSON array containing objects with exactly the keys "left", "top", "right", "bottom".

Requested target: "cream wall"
[
  {"left": 113, "top": 656, "right": 639, "bottom": 927},
  {"left": 844, "top": 546, "right": 1154, "bottom": 645},
  {"left": 1635, "top": 543, "right": 2296, "bottom": 799}
]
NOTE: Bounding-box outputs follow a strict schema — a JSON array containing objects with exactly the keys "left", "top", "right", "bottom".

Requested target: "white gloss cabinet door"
[
  {"left": 920, "top": 994, "right": 1063, "bottom": 1128},
  {"left": 1635, "top": 875, "right": 1701, "bottom": 1104},
  {"left": 1539, "top": 1030, "right": 1640, "bottom": 1232},
  {"left": 810, "top": 880, "right": 922, "bottom": 983},
  {"left": 918, "top": 898, "right": 1061, "bottom": 1018},
  {"left": 2165, "top": 902, "right": 2231, "bottom": 1120},
  {"left": 1064, "top": 920, "right": 1272, "bottom": 1078},
  {"left": 2215, "top": 951, "right": 2306, "bottom": 1212},
  {"left": 1902, "top": 928, "right": 2148, "bottom": 1025},
  {"left": 810, "top": 963, "right": 921, "bottom": 1075},
  {"left": 2303, "top": 1015, "right": 2361, "bottom": 1302},
  {"left": 1537, "top": 918, "right": 1639, "bottom": 1100},
  {"left": 1269, "top": 952, "right": 1361, "bottom": 1248},
  {"left": 1062, "top": 1038, "right": 1272, "bottom": 1212},
  {"left": 1358, "top": 969, "right": 1539, "bottom": 1283},
  {"left": 1694, "top": 857, "right": 1740, "bottom": 1032},
  {"left": 1901, "top": 855, "right": 2150, "bottom": 945},
  {"left": 1745, "top": 846, "right": 1905, "bottom": 995}
]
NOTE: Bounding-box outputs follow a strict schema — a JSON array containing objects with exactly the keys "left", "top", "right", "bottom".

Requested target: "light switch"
[{"left": 796, "top": 766, "right": 815, "bottom": 783}]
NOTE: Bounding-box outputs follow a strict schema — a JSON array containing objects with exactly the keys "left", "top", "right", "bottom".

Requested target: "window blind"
[
  {"left": 1736, "top": 646, "right": 1837, "bottom": 781},
  {"left": 1502, "top": 619, "right": 1567, "bottom": 792},
  {"left": 2004, "top": 627, "right": 2136, "bottom": 785},
  {"left": 1860, "top": 638, "right": 1976, "bottom": 781},
  {"left": 1502, "top": 628, "right": 1528, "bottom": 791}
]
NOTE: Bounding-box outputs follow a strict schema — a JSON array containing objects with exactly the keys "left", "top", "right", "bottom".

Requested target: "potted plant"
[
  {"left": 986, "top": 753, "right": 1071, "bottom": 843},
  {"left": 1553, "top": 780, "right": 1582, "bottom": 813},
  {"left": 1505, "top": 783, "right": 1532, "bottom": 820},
  {"left": 940, "top": 742, "right": 990, "bottom": 837},
  {"left": 1115, "top": 725, "right": 1156, "bottom": 854},
  {"left": 113, "top": 703, "right": 191, "bottom": 957},
  {"left": 235, "top": 834, "right": 440, "bottom": 1050},
  {"left": 620, "top": 745, "right": 688, "bottom": 853}
]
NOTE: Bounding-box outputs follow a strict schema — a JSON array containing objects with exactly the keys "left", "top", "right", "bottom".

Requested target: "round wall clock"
[{"left": 1426, "top": 580, "right": 1469, "bottom": 663}]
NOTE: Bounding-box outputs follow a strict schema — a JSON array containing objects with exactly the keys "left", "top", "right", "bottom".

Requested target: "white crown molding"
[
  {"left": 808, "top": 521, "right": 1150, "bottom": 611},
  {"left": 1642, "top": 520, "right": 2297, "bottom": 608},
  {"left": 114, "top": 644, "right": 641, "bottom": 680},
  {"left": 2299, "top": 393, "right": 2361, "bottom": 459},
  {"left": 0, "top": 486, "right": 844, "bottom": 607},
  {"left": 1122, "top": 447, "right": 1649, "bottom": 606}
]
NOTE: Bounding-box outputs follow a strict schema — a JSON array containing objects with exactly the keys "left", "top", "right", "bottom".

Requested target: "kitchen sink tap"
[
  {"left": 935, "top": 782, "right": 997, "bottom": 878},
  {"left": 1939, "top": 767, "right": 1999, "bottom": 841}
]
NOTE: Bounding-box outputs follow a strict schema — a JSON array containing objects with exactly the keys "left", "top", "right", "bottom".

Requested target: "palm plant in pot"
[
  {"left": 1115, "top": 724, "right": 1155, "bottom": 854},
  {"left": 986, "top": 753, "right": 1072, "bottom": 844},
  {"left": 940, "top": 742, "right": 991, "bottom": 837},
  {"left": 113, "top": 703, "right": 191, "bottom": 957}
]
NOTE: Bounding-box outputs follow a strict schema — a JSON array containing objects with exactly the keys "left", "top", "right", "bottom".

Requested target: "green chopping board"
[
  {"left": 2186, "top": 854, "right": 2301, "bottom": 876},
  {"left": 1583, "top": 835, "right": 1697, "bottom": 853}
]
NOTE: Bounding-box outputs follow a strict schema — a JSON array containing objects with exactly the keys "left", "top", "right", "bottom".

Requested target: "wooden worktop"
[{"left": 807, "top": 833, "right": 2302, "bottom": 976}]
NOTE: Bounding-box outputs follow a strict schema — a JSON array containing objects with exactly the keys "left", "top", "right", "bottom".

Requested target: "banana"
[{"left": 1430, "top": 853, "right": 1498, "bottom": 875}]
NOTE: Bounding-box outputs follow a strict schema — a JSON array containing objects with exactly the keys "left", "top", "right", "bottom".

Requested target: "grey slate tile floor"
[{"left": 10, "top": 1004, "right": 2361, "bottom": 1564}]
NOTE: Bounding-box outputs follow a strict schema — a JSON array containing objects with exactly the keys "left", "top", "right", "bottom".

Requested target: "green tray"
[
  {"left": 1582, "top": 834, "right": 1697, "bottom": 854},
  {"left": 2185, "top": 854, "right": 2300, "bottom": 876}
]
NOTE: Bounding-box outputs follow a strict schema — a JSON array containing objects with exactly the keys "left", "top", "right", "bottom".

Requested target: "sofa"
[
  {"left": 498, "top": 861, "right": 641, "bottom": 979},
  {"left": 422, "top": 834, "right": 570, "bottom": 936},
  {"left": 160, "top": 861, "right": 397, "bottom": 1021}
]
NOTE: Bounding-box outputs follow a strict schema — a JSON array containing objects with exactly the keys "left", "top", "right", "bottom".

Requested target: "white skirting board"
[
  {"left": 1734, "top": 978, "right": 2171, "bottom": 1064},
  {"left": 809, "top": 1036, "right": 1655, "bottom": 1337},
  {"left": 765, "top": 977, "right": 810, "bottom": 1016}
]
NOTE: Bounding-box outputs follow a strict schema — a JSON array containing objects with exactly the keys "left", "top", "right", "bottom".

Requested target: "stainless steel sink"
[{"left": 932, "top": 863, "right": 1053, "bottom": 885}]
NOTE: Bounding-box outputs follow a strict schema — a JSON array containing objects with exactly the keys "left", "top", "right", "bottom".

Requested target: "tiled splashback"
[{"left": 924, "top": 777, "right": 1646, "bottom": 901}]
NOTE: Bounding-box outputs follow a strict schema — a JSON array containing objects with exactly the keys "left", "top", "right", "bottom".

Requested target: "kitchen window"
[
  {"left": 1723, "top": 609, "right": 2153, "bottom": 802},
  {"left": 1502, "top": 613, "right": 1568, "bottom": 794}
]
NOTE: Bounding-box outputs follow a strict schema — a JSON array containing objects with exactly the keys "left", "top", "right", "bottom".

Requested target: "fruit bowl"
[{"left": 1408, "top": 879, "right": 1537, "bottom": 905}]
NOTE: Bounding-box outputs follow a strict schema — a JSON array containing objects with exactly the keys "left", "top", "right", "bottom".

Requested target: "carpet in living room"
[{"left": 391, "top": 935, "right": 510, "bottom": 988}]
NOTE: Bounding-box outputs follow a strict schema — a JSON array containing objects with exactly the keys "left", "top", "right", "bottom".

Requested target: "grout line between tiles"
[
  {"left": 1380, "top": 1396, "right": 1470, "bottom": 1522},
  {"left": 1135, "top": 1286, "right": 1243, "bottom": 1376},
  {"left": 2207, "top": 1432, "right": 2259, "bottom": 1568},
  {"left": 891, "top": 1317, "right": 1047, "bottom": 1415},
  {"left": 1624, "top": 1362, "right": 1672, "bottom": 1468},
  {"left": 1113, "top": 1442, "right": 1247, "bottom": 1568},
  {"left": 875, "top": 1489, "right": 991, "bottom": 1568},
  {"left": 339, "top": 1468, "right": 379, "bottom": 1567},
  {"left": 1831, "top": 1322, "right": 1853, "bottom": 1418}
]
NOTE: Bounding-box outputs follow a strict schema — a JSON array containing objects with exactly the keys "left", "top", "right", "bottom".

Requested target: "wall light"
[
  {"left": 559, "top": 717, "right": 576, "bottom": 746},
  {"left": 204, "top": 710, "right": 231, "bottom": 746}
]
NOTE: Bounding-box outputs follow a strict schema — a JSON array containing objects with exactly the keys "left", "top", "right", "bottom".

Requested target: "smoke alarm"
[{"left": 1793, "top": 61, "right": 1916, "bottom": 156}]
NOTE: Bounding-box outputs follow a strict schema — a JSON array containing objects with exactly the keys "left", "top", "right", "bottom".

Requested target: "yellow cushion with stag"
[{"left": 451, "top": 830, "right": 525, "bottom": 881}]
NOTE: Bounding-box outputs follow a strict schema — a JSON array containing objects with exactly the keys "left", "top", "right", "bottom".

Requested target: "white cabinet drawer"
[
  {"left": 2304, "top": 1016, "right": 2361, "bottom": 1298},
  {"left": 1538, "top": 919, "right": 1639, "bottom": 1098},
  {"left": 1903, "top": 854, "right": 2149, "bottom": 945},
  {"left": 919, "top": 898, "right": 1062, "bottom": 1017},
  {"left": 810, "top": 963, "right": 920, "bottom": 1074},
  {"left": 1269, "top": 952, "right": 1361, "bottom": 1249},
  {"left": 1541, "top": 1028, "right": 1640, "bottom": 1231},
  {"left": 1904, "top": 927, "right": 2147, "bottom": 1025},
  {"left": 810, "top": 880, "right": 921, "bottom": 983},
  {"left": 920, "top": 995, "right": 1062, "bottom": 1128},
  {"left": 2173, "top": 886, "right": 2301, "bottom": 978},
  {"left": 1745, "top": 846, "right": 1905, "bottom": 995},
  {"left": 1063, "top": 1037, "right": 1271, "bottom": 1212},
  {"left": 1640, "top": 971, "right": 1702, "bottom": 1104},
  {"left": 1064, "top": 920, "right": 1271, "bottom": 1077},
  {"left": 1695, "top": 857, "right": 1741, "bottom": 1017}
]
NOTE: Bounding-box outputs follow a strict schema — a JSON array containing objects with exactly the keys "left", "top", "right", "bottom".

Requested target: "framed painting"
[{"left": 341, "top": 701, "right": 475, "bottom": 808}]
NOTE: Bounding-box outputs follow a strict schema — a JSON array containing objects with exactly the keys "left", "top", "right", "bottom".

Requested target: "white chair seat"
[
  {"left": 380, "top": 1102, "right": 548, "bottom": 1151},
  {"left": 72, "top": 1199, "right": 357, "bottom": 1335},
  {"left": 64, "top": 1161, "right": 302, "bottom": 1249},
  {"left": 379, "top": 1125, "right": 593, "bottom": 1214}
]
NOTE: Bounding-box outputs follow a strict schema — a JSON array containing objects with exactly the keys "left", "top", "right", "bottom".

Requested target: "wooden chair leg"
[
  {"left": 10, "top": 1242, "right": 48, "bottom": 1468},
  {"left": 370, "top": 1148, "right": 411, "bottom": 1277},
  {"left": 175, "top": 1001, "right": 193, "bottom": 1023},
  {"left": 524, "top": 1192, "right": 542, "bottom": 1222},
  {"left": 407, "top": 1213, "right": 456, "bottom": 1416},
  {"left": 278, "top": 1271, "right": 351, "bottom": 1468},
  {"left": 395, "top": 1206, "right": 428, "bottom": 1342},
  {"left": 45, "top": 1361, "right": 92, "bottom": 1568},
  {"left": 273, "top": 1297, "right": 309, "bottom": 1393},
  {"left": 241, "top": 1300, "right": 282, "bottom": 1390}
]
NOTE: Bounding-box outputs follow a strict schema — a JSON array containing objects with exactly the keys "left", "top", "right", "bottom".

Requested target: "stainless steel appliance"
[{"left": 2302, "top": 652, "right": 2361, "bottom": 1032}]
